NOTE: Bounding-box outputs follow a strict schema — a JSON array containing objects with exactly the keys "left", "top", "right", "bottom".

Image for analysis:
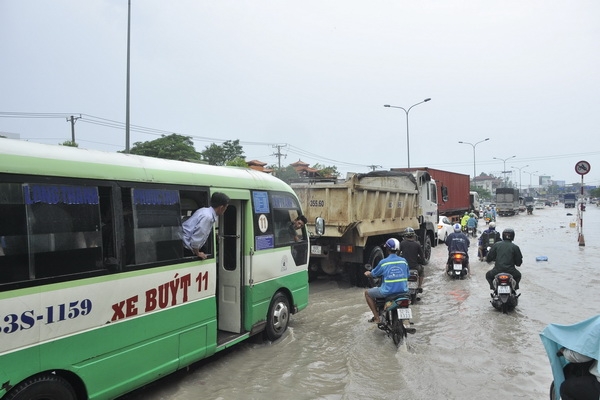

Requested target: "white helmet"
[
  {"left": 489, "top": 222, "right": 496, "bottom": 229},
  {"left": 385, "top": 238, "right": 400, "bottom": 251},
  {"left": 453, "top": 223, "right": 462, "bottom": 232}
]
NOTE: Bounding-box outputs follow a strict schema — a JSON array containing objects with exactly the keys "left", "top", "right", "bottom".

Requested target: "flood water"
[{"left": 120, "top": 204, "right": 600, "bottom": 400}]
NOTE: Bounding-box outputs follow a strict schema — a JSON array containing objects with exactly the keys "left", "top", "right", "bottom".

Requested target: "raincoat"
[{"left": 539, "top": 314, "right": 600, "bottom": 399}]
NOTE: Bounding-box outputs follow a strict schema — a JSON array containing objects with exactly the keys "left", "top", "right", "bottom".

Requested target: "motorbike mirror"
[{"left": 365, "top": 264, "right": 372, "bottom": 271}]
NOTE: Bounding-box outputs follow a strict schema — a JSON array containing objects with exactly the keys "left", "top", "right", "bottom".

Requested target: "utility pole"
[
  {"left": 66, "top": 115, "right": 81, "bottom": 143},
  {"left": 368, "top": 165, "right": 382, "bottom": 171},
  {"left": 272, "top": 144, "right": 287, "bottom": 169}
]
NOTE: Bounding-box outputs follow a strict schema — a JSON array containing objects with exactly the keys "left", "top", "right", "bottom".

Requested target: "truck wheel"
[
  {"left": 364, "top": 246, "right": 384, "bottom": 288},
  {"left": 421, "top": 235, "right": 432, "bottom": 265}
]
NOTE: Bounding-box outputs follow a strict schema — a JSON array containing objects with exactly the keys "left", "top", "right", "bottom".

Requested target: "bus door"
[{"left": 217, "top": 197, "right": 245, "bottom": 333}]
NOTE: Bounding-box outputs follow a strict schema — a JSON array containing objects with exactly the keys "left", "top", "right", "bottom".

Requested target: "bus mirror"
[{"left": 314, "top": 217, "right": 325, "bottom": 236}]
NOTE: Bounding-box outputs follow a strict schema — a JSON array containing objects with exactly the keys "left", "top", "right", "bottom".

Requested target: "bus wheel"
[
  {"left": 264, "top": 292, "right": 290, "bottom": 341},
  {"left": 5, "top": 374, "right": 77, "bottom": 400}
]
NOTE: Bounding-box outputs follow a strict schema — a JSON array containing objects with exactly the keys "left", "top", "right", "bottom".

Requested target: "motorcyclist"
[
  {"left": 466, "top": 213, "right": 478, "bottom": 234},
  {"left": 446, "top": 223, "right": 470, "bottom": 270},
  {"left": 478, "top": 221, "right": 502, "bottom": 261},
  {"left": 399, "top": 227, "right": 424, "bottom": 292},
  {"left": 485, "top": 228, "right": 523, "bottom": 291},
  {"left": 364, "top": 238, "right": 409, "bottom": 324},
  {"left": 460, "top": 212, "right": 470, "bottom": 231},
  {"left": 484, "top": 207, "right": 493, "bottom": 224}
]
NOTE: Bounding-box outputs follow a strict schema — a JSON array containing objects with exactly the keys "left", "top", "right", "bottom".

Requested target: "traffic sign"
[{"left": 575, "top": 160, "right": 591, "bottom": 175}]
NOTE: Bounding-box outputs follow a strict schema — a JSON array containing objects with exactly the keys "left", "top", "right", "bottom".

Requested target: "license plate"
[
  {"left": 310, "top": 245, "right": 322, "bottom": 255},
  {"left": 453, "top": 263, "right": 463, "bottom": 271},
  {"left": 398, "top": 308, "right": 412, "bottom": 319},
  {"left": 498, "top": 285, "right": 511, "bottom": 294},
  {"left": 408, "top": 281, "right": 418, "bottom": 289}
]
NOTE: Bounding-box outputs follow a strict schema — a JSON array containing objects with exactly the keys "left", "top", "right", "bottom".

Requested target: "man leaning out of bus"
[{"left": 182, "top": 192, "right": 230, "bottom": 259}]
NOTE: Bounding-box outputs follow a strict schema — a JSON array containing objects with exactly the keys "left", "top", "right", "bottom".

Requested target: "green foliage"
[
  {"left": 60, "top": 140, "right": 79, "bottom": 147},
  {"left": 200, "top": 139, "right": 244, "bottom": 166},
  {"left": 126, "top": 134, "right": 201, "bottom": 161},
  {"left": 226, "top": 157, "right": 249, "bottom": 168},
  {"left": 272, "top": 165, "right": 300, "bottom": 183},
  {"left": 312, "top": 163, "right": 340, "bottom": 178},
  {"left": 589, "top": 187, "right": 600, "bottom": 198},
  {"left": 470, "top": 186, "right": 492, "bottom": 200}
]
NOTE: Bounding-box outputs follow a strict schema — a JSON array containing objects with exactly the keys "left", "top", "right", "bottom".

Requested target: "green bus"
[{"left": 0, "top": 139, "right": 320, "bottom": 400}]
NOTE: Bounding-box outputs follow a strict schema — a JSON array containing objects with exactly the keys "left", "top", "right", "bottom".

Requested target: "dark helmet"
[
  {"left": 502, "top": 228, "right": 515, "bottom": 241},
  {"left": 403, "top": 227, "right": 416, "bottom": 237}
]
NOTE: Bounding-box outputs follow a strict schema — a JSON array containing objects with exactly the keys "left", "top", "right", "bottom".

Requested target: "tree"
[
  {"left": 271, "top": 165, "right": 300, "bottom": 183},
  {"left": 226, "top": 157, "right": 249, "bottom": 168},
  {"left": 201, "top": 140, "right": 245, "bottom": 166},
  {"left": 470, "top": 186, "right": 492, "bottom": 201},
  {"left": 126, "top": 134, "right": 201, "bottom": 161},
  {"left": 589, "top": 187, "right": 600, "bottom": 198},
  {"left": 312, "top": 163, "right": 340, "bottom": 178},
  {"left": 60, "top": 140, "right": 78, "bottom": 147}
]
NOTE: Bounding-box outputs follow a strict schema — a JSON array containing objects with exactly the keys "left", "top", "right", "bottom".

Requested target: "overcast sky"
[{"left": 1, "top": 1, "right": 599, "bottom": 187}]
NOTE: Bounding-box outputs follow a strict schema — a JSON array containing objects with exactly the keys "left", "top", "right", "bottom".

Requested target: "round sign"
[
  {"left": 258, "top": 214, "right": 269, "bottom": 233},
  {"left": 575, "top": 160, "right": 591, "bottom": 176}
]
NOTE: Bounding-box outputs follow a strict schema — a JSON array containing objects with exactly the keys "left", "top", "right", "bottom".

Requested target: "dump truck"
[
  {"left": 392, "top": 167, "right": 471, "bottom": 222},
  {"left": 496, "top": 187, "right": 520, "bottom": 216},
  {"left": 291, "top": 170, "right": 438, "bottom": 286}
]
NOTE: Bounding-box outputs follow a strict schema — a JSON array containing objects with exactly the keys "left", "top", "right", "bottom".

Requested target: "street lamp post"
[
  {"left": 384, "top": 98, "right": 432, "bottom": 168},
  {"left": 524, "top": 170, "right": 539, "bottom": 194},
  {"left": 493, "top": 155, "right": 516, "bottom": 187},
  {"left": 511, "top": 164, "right": 529, "bottom": 193},
  {"left": 459, "top": 138, "right": 490, "bottom": 181}
]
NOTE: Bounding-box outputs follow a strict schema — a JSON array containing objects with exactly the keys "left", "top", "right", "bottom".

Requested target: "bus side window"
[
  {"left": 127, "top": 187, "right": 183, "bottom": 266},
  {"left": 0, "top": 183, "right": 29, "bottom": 284},
  {"left": 180, "top": 198, "right": 198, "bottom": 222},
  {"left": 179, "top": 191, "right": 212, "bottom": 259}
]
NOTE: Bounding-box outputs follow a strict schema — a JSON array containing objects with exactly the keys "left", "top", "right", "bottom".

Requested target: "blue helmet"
[{"left": 385, "top": 238, "right": 400, "bottom": 251}]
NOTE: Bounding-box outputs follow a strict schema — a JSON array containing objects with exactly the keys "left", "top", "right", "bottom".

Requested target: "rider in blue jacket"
[{"left": 364, "top": 238, "right": 409, "bottom": 324}]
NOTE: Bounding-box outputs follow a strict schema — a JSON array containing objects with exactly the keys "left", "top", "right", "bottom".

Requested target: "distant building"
[
  {"left": 290, "top": 159, "right": 321, "bottom": 178},
  {"left": 472, "top": 174, "right": 503, "bottom": 193},
  {"left": 245, "top": 159, "right": 273, "bottom": 174}
]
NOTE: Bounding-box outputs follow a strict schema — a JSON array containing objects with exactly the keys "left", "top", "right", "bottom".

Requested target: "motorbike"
[
  {"left": 548, "top": 360, "right": 595, "bottom": 400},
  {"left": 375, "top": 293, "right": 416, "bottom": 346},
  {"left": 526, "top": 205, "right": 533, "bottom": 215},
  {"left": 446, "top": 251, "right": 469, "bottom": 279},
  {"left": 484, "top": 216, "right": 491, "bottom": 225},
  {"left": 490, "top": 272, "right": 520, "bottom": 313},
  {"left": 365, "top": 264, "right": 416, "bottom": 346},
  {"left": 467, "top": 226, "right": 477, "bottom": 237},
  {"left": 407, "top": 269, "right": 420, "bottom": 303}
]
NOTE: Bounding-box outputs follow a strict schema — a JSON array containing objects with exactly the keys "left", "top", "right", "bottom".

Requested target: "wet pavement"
[{"left": 120, "top": 203, "right": 600, "bottom": 400}]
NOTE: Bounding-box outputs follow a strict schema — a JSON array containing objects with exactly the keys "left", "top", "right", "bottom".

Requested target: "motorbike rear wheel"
[{"left": 390, "top": 311, "right": 405, "bottom": 346}]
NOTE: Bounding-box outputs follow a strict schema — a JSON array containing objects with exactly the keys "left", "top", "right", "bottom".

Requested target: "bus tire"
[
  {"left": 4, "top": 373, "right": 77, "bottom": 400},
  {"left": 264, "top": 292, "right": 290, "bottom": 341}
]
